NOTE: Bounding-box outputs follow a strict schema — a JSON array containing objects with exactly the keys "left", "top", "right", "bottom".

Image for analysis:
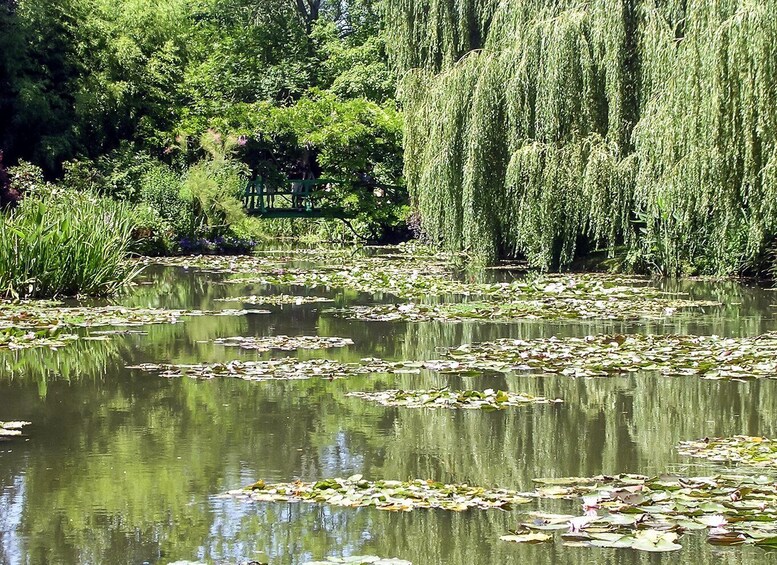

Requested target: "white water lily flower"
[
  {"left": 698, "top": 515, "right": 728, "bottom": 528},
  {"left": 568, "top": 515, "right": 596, "bottom": 532}
]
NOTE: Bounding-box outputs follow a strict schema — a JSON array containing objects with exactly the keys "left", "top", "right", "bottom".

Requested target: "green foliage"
[
  {"left": 391, "top": 0, "right": 777, "bottom": 275},
  {"left": 6, "top": 160, "right": 47, "bottom": 194},
  {"left": 0, "top": 190, "right": 139, "bottom": 297}
]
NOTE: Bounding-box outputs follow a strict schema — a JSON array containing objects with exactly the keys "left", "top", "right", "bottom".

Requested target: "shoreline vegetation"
[{"left": 2, "top": 1, "right": 777, "bottom": 301}]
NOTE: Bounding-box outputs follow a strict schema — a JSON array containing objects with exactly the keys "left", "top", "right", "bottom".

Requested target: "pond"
[{"left": 2, "top": 246, "right": 777, "bottom": 564}]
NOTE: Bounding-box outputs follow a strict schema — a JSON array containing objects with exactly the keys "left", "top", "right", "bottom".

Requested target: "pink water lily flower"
[{"left": 582, "top": 496, "right": 600, "bottom": 516}]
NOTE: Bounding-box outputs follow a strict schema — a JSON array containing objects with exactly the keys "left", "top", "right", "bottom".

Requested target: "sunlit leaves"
[
  {"left": 128, "top": 358, "right": 394, "bottom": 382},
  {"left": 439, "top": 334, "right": 777, "bottom": 380},
  {"left": 215, "top": 295, "right": 333, "bottom": 306}
]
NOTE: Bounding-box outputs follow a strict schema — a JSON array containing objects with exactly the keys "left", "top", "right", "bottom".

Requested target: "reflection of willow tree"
[
  {"left": 352, "top": 507, "right": 763, "bottom": 565},
  {"left": 207, "top": 488, "right": 764, "bottom": 565},
  {"left": 13, "top": 374, "right": 402, "bottom": 562},
  {"left": 123, "top": 265, "right": 228, "bottom": 310},
  {"left": 0, "top": 338, "right": 123, "bottom": 397},
  {"left": 367, "top": 371, "right": 777, "bottom": 490}
]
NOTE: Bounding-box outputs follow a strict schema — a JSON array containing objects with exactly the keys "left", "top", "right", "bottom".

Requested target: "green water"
[{"left": 2, "top": 259, "right": 777, "bottom": 564}]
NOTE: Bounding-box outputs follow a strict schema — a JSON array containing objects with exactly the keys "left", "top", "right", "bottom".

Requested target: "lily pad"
[
  {"left": 0, "top": 304, "right": 269, "bottom": 331},
  {"left": 431, "top": 334, "right": 777, "bottom": 381},
  {"left": 500, "top": 532, "right": 552, "bottom": 544},
  {"left": 678, "top": 436, "right": 777, "bottom": 467},
  {"left": 630, "top": 530, "right": 682, "bottom": 552},
  {"left": 211, "top": 335, "right": 354, "bottom": 352},
  {"left": 0, "top": 328, "right": 79, "bottom": 351},
  {"left": 128, "top": 358, "right": 397, "bottom": 382},
  {"left": 228, "top": 476, "right": 533, "bottom": 511},
  {"left": 0, "top": 421, "right": 31, "bottom": 437},
  {"left": 215, "top": 294, "right": 333, "bottom": 306},
  {"left": 346, "top": 388, "right": 562, "bottom": 410},
  {"left": 325, "top": 295, "right": 719, "bottom": 323}
]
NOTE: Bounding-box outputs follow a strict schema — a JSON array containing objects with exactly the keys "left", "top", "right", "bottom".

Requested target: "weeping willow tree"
[{"left": 391, "top": 0, "right": 777, "bottom": 275}]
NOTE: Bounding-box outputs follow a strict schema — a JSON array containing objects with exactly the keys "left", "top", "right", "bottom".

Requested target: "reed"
[{"left": 0, "top": 191, "right": 140, "bottom": 298}]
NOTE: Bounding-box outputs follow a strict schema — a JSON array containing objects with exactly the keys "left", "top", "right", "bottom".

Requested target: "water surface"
[{"left": 2, "top": 257, "right": 777, "bottom": 564}]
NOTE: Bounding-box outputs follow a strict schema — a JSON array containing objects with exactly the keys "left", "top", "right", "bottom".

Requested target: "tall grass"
[{"left": 0, "top": 191, "right": 141, "bottom": 298}]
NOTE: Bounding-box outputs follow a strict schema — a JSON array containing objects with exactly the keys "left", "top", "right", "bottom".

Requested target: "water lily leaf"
[
  {"left": 0, "top": 421, "right": 31, "bottom": 437},
  {"left": 500, "top": 533, "right": 552, "bottom": 544},
  {"left": 630, "top": 530, "right": 682, "bottom": 552},
  {"left": 231, "top": 477, "right": 532, "bottom": 512},
  {"left": 587, "top": 533, "right": 634, "bottom": 548},
  {"left": 707, "top": 531, "right": 747, "bottom": 545},
  {"left": 347, "top": 388, "right": 560, "bottom": 410}
]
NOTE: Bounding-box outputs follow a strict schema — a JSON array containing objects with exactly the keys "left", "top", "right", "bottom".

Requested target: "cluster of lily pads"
[
  {"left": 230, "top": 475, "right": 533, "bottom": 512},
  {"left": 215, "top": 294, "right": 332, "bottom": 306},
  {"left": 325, "top": 293, "right": 720, "bottom": 323},
  {"left": 127, "top": 358, "right": 394, "bottom": 382},
  {"left": 517, "top": 473, "right": 777, "bottom": 549},
  {"left": 0, "top": 304, "right": 268, "bottom": 331},
  {"left": 131, "top": 330, "right": 777, "bottom": 385},
  {"left": 211, "top": 335, "right": 354, "bottom": 352},
  {"left": 229, "top": 472, "right": 777, "bottom": 552},
  {"left": 346, "top": 388, "right": 562, "bottom": 410},
  {"left": 0, "top": 421, "right": 30, "bottom": 438},
  {"left": 677, "top": 436, "right": 777, "bottom": 467},
  {"left": 440, "top": 333, "right": 777, "bottom": 380},
  {"left": 0, "top": 328, "right": 79, "bottom": 350},
  {"left": 227, "top": 262, "right": 457, "bottom": 300}
]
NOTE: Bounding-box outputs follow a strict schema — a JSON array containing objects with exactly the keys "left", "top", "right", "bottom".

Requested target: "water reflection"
[{"left": 0, "top": 262, "right": 777, "bottom": 563}]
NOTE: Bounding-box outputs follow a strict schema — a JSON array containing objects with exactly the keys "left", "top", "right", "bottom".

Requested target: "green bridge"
[{"left": 243, "top": 178, "right": 354, "bottom": 219}]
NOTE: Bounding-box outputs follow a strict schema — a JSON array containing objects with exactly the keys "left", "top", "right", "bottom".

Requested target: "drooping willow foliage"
[{"left": 390, "top": 0, "right": 777, "bottom": 274}]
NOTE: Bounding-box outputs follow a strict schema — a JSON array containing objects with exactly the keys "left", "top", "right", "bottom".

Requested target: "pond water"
[{"left": 2, "top": 249, "right": 777, "bottom": 564}]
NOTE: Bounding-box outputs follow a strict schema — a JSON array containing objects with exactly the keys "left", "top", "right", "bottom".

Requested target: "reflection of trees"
[
  {"left": 4, "top": 264, "right": 777, "bottom": 563},
  {"left": 0, "top": 338, "right": 123, "bottom": 397}
]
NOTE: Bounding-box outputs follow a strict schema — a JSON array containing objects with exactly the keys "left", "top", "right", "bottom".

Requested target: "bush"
[
  {"left": 127, "top": 204, "right": 174, "bottom": 256},
  {"left": 139, "top": 164, "right": 196, "bottom": 238},
  {"left": 0, "top": 190, "right": 140, "bottom": 298}
]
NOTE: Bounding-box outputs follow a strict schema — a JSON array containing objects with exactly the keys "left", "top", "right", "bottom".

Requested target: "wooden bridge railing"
[{"left": 243, "top": 177, "right": 348, "bottom": 217}]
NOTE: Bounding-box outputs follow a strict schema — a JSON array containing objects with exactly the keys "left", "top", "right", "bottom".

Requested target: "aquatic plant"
[
  {"left": 230, "top": 475, "right": 533, "bottom": 511},
  {"left": 0, "top": 303, "right": 268, "bottom": 331},
  {"left": 229, "top": 472, "right": 777, "bottom": 550},
  {"left": 326, "top": 295, "right": 719, "bottom": 322},
  {"left": 0, "top": 191, "right": 140, "bottom": 298},
  {"left": 439, "top": 334, "right": 777, "bottom": 380},
  {"left": 346, "top": 388, "right": 562, "bottom": 409},
  {"left": 0, "top": 328, "right": 79, "bottom": 351},
  {"left": 389, "top": 0, "right": 777, "bottom": 275},
  {"left": 0, "top": 421, "right": 31, "bottom": 437},
  {"left": 677, "top": 436, "right": 777, "bottom": 468},
  {"left": 212, "top": 335, "right": 354, "bottom": 351},
  {"left": 215, "top": 294, "right": 333, "bottom": 306}
]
